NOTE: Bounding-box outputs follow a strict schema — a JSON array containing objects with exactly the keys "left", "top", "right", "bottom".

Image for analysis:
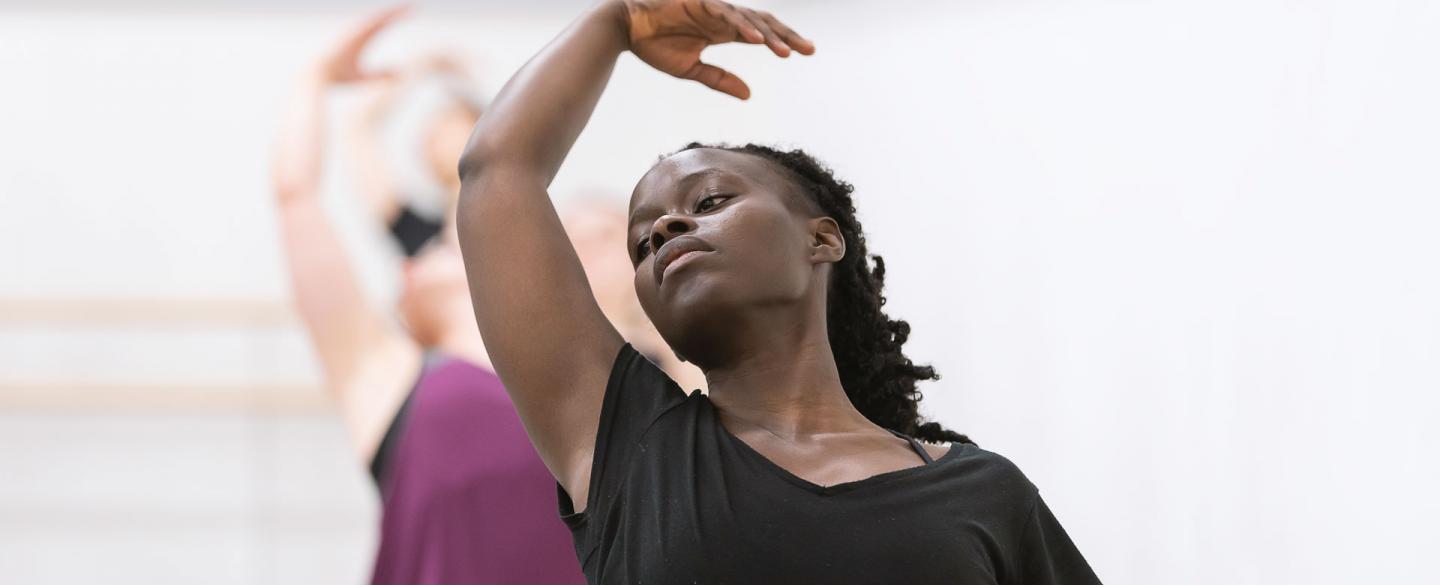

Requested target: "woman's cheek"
[{"left": 634, "top": 270, "right": 658, "bottom": 310}]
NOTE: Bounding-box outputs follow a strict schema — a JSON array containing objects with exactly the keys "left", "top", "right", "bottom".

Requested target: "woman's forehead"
[{"left": 629, "top": 149, "right": 777, "bottom": 211}]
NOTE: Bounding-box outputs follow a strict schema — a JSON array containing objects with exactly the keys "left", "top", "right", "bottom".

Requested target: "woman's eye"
[
  {"left": 696, "top": 195, "right": 729, "bottom": 213},
  {"left": 635, "top": 238, "right": 652, "bottom": 261}
]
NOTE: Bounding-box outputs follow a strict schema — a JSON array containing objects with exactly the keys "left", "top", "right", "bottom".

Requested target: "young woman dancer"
[
  {"left": 457, "top": 0, "right": 1102, "bottom": 582},
  {"left": 270, "top": 7, "right": 691, "bottom": 584}
]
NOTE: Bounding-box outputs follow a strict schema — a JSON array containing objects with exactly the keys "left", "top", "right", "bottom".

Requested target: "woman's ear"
[{"left": 809, "top": 217, "right": 845, "bottom": 264}]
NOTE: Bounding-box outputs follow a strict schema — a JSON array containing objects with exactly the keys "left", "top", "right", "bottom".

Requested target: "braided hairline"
[{"left": 673, "top": 143, "right": 972, "bottom": 445}]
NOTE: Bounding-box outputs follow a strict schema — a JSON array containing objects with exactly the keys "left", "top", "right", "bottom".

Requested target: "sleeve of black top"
[
  {"left": 578, "top": 343, "right": 688, "bottom": 516},
  {"left": 1016, "top": 496, "right": 1103, "bottom": 584}
]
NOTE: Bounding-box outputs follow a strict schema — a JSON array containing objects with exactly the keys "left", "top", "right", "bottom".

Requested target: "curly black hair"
[{"left": 676, "top": 143, "right": 972, "bottom": 445}]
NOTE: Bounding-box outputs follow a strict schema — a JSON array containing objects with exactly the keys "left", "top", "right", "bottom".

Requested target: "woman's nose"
[{"left": 650, "top": 214, "right": 695, "bottom": 249}]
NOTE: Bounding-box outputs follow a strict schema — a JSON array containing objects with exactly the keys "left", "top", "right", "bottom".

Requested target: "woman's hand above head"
[
  {"left": 277, "top": 4, "right": 410, "bottom": 206},
  {"left": 311, "top": 4, "right": 411, "bottom": 87},
  {"left": 620, "top": 0, "right": 815, "bottom": 99}
]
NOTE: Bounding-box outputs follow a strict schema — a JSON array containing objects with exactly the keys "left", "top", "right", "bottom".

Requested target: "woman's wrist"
[
  {"left": 300, "top": 61, "right": 337, "bottom": 92},
  {"left": 588, "top": 0, "right": 634, "bottom": 52}
]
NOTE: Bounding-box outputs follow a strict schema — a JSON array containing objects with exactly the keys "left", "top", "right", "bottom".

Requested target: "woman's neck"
[{"left": 701, "top": 301, "right": 876, "bottom": 439}]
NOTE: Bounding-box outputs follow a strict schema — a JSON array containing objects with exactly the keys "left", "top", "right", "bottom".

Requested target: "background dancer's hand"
[
  {"left": 620, "top": 0, "right": 814, "bottom": 99},
  {"left": 312, "top": 4, "right": 410, "bottom": 86}
]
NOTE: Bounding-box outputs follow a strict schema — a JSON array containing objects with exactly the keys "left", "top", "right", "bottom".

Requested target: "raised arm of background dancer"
[
  {"left": 455, "top": 0, "right": 812, "bottom": 507},
  {"left": 343, "top": 54, "right": 465, "bottom": 226},
  {"left": 342, "top": 75, "right": 407, "bottom": 225},
  {"left": 272, "top": 6, "right": 421, "bottom": 458}
]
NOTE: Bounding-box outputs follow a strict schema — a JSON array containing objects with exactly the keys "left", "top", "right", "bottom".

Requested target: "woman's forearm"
[
  {"left": 458, "top": 1, "right": 629, "bottom": 185},
  {"left": 343, "top": 86, "right": 405, "bottom": 224},
  {"left": 272, "top": 69, "right": 328, "bottom": 205}
]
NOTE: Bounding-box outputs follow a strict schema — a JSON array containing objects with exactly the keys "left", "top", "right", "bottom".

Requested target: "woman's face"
[
  {"left": 627, "top": 148, "right": 833, "bottom": 363},
  {"left": 426, "top": 103, "right": 481, "bottom": 196}
]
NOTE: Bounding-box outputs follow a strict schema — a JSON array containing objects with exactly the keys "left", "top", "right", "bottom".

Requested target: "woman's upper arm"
[
  {"left": 456, "top": 168, "right": 625, "bottom": 499},
  {"left": 276, "top": 198, "right": 421, "bottom": 456},
  {"left": 278, "top": 199, "right": 416, "bottom": 378}
]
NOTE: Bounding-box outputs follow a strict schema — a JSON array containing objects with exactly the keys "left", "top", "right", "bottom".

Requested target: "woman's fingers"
[
  {"left": 701, "top": 1, "right": 813, "bottom": 58},
  {"left": 629, "top": 0, "right": 813, "bottom": 98},
  {"left": 701, "top": 0, "right": 764, "bottom": 44},
  {"left": 342, "top": 4, "right": 411, "bottom": 52},
  {"left": 318, "top": 4, "right": 411, "bottom": 83},
  {"left": 681, "top": 60, "right": 751, "bottom": 100},
  {"left": 739, "top": 9, "right": 791, "bottom": 57},
  {"left": 757, "top": 11, "right": 814, "bottom": 55},
  {"left": 358, "top": 68, "right": 401, "bottom": 83}
]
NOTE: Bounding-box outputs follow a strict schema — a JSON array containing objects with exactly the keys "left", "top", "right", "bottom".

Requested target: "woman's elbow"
[
  {"left": 457, "top": 126, "right": 512, "bottom": 186},
  {"left": 457, "top": 146, "right": 489, "bottom": 188}
]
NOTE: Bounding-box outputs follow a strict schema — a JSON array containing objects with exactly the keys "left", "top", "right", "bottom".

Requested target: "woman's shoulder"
[
  {"left": 934, "top": 442, "right": 1042, "bottom": 500},
  {"left": 939, "top": 442, "right": 1028, "bottom": 473},
  {"left": 600, "top": 343, "right": 698, "bottom": 432},
  {"left": 610, "top": 342, "right": 678, "bottom": 391}
]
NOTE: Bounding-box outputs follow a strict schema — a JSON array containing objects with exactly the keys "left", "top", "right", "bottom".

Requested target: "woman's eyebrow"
[
  {"left": 628, "top": 169, "right": 730, "bottom": 227},
  {"left": 675, "top": 168, "right": 728, "bottom": 191},
  {"left": 627, "top": 204, "right": 659, "bottom": 230}
]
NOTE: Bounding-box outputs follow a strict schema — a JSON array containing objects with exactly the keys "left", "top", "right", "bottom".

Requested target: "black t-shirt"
[{"left": 560, "top": 344, "right": 1101, "bottom": 585}]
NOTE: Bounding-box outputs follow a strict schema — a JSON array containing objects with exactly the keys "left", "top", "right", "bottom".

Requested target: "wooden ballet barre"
[
  {"left": 0, "top": 381, "right": 331, "bottom": 414},
  {"left": 0, "top": 297, "right": 298, "bottom": 328},
  {"left": 0, "top": 297, "right": 330, "bottom": 414}
]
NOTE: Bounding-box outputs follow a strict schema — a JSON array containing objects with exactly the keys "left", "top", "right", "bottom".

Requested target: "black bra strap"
[{"left": 889, "top": 430, "right": 934, "bottom": 464}]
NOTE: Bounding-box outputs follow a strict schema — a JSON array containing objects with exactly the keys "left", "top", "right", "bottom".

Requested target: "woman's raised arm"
[
  {"left": 455, "top": 0, "right": 810, "bottom": 504},
  {"left": 271, "top": 6, "right": 422, "bottom": 459}
]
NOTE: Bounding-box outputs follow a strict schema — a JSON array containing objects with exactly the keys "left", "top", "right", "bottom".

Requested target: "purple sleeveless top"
[{"left": 368, "top": 355, "right": 585, "bottom": 585}]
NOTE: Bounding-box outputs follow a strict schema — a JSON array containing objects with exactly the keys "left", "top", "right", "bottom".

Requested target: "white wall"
[{"left": 2, "top": 1, "right": 1437, "bottom": 583}]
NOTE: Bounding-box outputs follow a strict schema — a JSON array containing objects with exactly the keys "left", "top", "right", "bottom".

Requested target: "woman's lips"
[
  {"left": 662, "top": 249, "right": 711, "bottom": 280},
  {"left": 653, "top": 235, "right": 716, "bottom": 285}
]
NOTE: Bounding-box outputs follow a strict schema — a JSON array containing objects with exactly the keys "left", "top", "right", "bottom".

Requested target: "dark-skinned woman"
[{"left": 455, "top": 1, "right": 1102, "bottom": 583}]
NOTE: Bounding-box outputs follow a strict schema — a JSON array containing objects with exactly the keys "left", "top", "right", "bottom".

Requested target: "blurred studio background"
[{"left": 2, "top": 0, "right": 1437, "bottom": 583}]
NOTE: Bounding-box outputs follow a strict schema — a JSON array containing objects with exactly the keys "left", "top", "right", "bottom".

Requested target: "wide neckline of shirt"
[{"left": 704, "top": 399, "right": 964, "bottom": 497}]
